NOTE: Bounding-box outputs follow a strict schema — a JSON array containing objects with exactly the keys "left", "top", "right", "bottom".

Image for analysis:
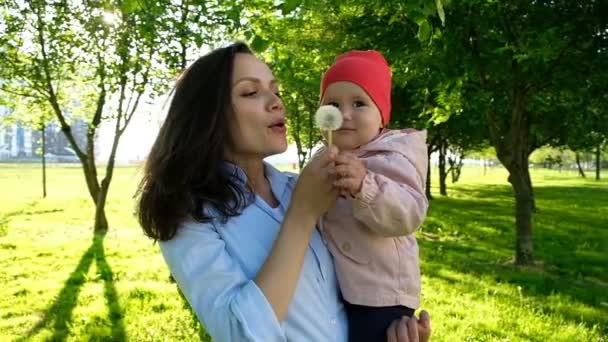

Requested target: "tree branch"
[
  {"left": 0, "top": 85, "right": 41, "bottom": 99},
  {"left": 29, "top": 0, "right": 87, "bottom": 160},
  {"left": 2, "top": 54, "right": 48, "bottom": 95},
  {"left": 121, "top": 42, "right": 153, "bottom": 135}
]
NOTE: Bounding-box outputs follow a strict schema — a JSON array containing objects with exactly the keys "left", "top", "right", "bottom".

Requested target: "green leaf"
[
  {"left": 514, "top": 53, "right": 530, "bottom": 62},
  {"left": 121, "top": 0, "right": 143, "bottom": 14},
  {"left": 417, "top": 20, "right": 432, "bottom": 42},
  {"left": 244, "top": 30, "right": 253, "bottom": 41},
  {"left": 422, "top": 0, "right": 438, "bottom": 16},
  {"left": 251, "top": 36, "right": 270, "bottom": 52},
  {"left": 194, "top": 35, "right": 204, "bottom": 48},
  {"left": 436, "top": 0, "right": 445, "bottom": 26},
  {"left": 408, "top": 10, "right": 427, "bottom": 26},
  {"left": 281, "top": 0, "right": 302, "bottom": 15},
  {"left": 430, "top": 107, "right": 451, "bottom": 124}
]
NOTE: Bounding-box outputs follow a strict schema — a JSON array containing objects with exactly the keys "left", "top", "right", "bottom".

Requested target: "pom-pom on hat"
[{"left": 321, "top": 50, "right": 392, "bottom": 125}]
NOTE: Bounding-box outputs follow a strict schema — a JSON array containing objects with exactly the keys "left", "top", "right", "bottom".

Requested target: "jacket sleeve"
[
  {"left": 159, "top": 220, "right": 286, "bottom": 342},
  {"left": 352, "top": 151, "right": 428, "bottom": 237}
]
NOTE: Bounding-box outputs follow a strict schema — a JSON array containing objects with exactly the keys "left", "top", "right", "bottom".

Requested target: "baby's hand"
[{"left": 332, "top": 152, "right": 367, "bottom": 197}]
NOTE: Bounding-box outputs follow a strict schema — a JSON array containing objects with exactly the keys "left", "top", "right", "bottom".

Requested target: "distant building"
[
  {"left": 0, "top": 106, "right": 31, "bottom": 158},
  {"left": 0, "top": 105, "right": 89, "bottom": 161}
]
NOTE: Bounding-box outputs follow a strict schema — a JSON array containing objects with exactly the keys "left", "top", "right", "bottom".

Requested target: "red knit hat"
[{"left": 321, "top": 50, "right": 392, "bottom": 125}]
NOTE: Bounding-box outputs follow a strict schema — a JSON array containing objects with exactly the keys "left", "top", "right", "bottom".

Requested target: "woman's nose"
[{"left": 268, "top": 91, "right": 284, "bottom": 112}]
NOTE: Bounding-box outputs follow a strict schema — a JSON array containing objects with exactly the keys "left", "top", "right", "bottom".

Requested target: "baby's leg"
[{"left": 345, "top": 301, "right": 414, "bottom": 342}]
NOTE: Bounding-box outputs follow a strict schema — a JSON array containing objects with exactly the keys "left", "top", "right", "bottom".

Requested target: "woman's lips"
[{"left": 269, "top": 123, "right": 286, "bottom": 134}]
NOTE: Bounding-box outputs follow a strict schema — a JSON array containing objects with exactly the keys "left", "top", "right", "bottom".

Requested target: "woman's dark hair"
[{"left": 137, "top": 42, "right": 254, "bottom": 241}]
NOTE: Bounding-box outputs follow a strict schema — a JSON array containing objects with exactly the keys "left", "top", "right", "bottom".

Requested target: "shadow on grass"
[
  {"left": 0, "top": 200, "right": 64, "bottom": 237},
  {"left": 1, "top": 201, "right": 34, "bottom": 235},
  {"left": 23, "top": 230, "right": 125, "bottom": 341},
  {"left": 422, "top": 183, "right": 608, "bottom": 333}
]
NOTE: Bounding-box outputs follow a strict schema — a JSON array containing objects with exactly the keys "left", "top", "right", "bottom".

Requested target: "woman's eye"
[
  {"left": 243, "top": 91, "right": 257, "bottom": 97},
  {"left": 354, "top": 100, "right": 366, "bottom": 108},
  {"left": 274, "top": 91, "right": 282, "bottom": 98}
]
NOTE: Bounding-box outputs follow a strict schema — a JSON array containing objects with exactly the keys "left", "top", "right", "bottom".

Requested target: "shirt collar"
[{"left": 222, "top": 161, "right": 291, "bottom": 204}]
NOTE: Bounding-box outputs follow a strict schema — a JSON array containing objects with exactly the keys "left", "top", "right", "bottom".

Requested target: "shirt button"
[
  {"left": 330, "top": 318, "right": 337, "bottom": 325},
  {"left": 341, "top": 242, "right": 351, "bottom": 252}
]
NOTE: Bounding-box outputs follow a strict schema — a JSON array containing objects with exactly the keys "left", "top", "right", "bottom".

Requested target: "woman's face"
[{"left": 226, "top": 53, "right": 287, "bottom": 161}]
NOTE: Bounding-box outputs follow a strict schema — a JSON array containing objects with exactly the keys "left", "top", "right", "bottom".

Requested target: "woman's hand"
[
  {"left": 291, "top": 146, "right": 340, "bottom": 219},
  {"left": 386, "top": 310, "right": 431, "bottom": 342}
]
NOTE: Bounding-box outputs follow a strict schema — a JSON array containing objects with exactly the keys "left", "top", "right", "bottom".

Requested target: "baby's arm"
[{"left": 352, "top": 151, "right": 428, "bottom": 237}]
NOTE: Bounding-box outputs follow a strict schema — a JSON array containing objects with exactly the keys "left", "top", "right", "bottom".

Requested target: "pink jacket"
[{"left": 320, "top": 129, "right": 428, "bottom": 308}]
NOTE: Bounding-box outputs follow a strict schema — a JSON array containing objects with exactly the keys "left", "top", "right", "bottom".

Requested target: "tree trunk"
[
  {"left": 291, "top": 128, "right": 307, "bottom": 170},
  {"left": 426, "top": 144, "right": 433, "bottom": 200},
  {"left": 94, "top": 181, "right": 109, "bottom": 232},
  {"left": 575, "top": 152, "right": 586, "bottom": 178},
  {"left": 438, "top": 143, "right": 448, "bottom": 196},
  {"left": 487, "top": 86, "right": 535, "bottom": 265},
  {"left": 179, "top": 43, "right": 187, "bottom": 71},
  {"left": 596, "top": 144, "right": 601, "bottom": 181},
  {"left": 41, "top": 123, "right": 47, "bottom": 198},
  {"left": 93, "top": 149, "right": 118, "bottom": 233},
  {"left": 295, "top": 140, "right": 306, "bottom": 170},
  {"left": 448, "top": 149, "right": 464, "bottom": 184},
  {"left": 507, "top": 160, "right": 535, "bottom": 265},
  {"left": 78, "top": 154, "right": 106, "bottom": 232},
  {"left": 94, "top": 204, "right": 108, "bottom": 232},
  {"left": 93, "top": 101, "right": 123, "bottom": 232}
]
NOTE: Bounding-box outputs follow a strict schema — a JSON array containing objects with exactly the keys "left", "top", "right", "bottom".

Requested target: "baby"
[{"left": 319, "top": 50, "right": 429, "bottom": 342}]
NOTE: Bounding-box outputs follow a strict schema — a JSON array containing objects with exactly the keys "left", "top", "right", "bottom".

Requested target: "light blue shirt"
[{"left": 160, "top": 163, "right": 348, "bottom": 342}]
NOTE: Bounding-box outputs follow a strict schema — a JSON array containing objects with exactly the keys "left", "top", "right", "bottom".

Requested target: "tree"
[
  {"left": 159, "top": 0, "right": 238, "bottom": 70},
  {"left": 0, "top": 0, "right": 186, "bottom": 232},
  {"left": 442, "top": 0, "right": 607, "bottom": 264}
]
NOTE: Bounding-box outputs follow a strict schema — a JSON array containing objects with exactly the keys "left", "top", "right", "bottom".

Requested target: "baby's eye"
[
  {"left": 353, "top": 100, "right": 366, "bottom": 108},
  {"left": 328, "top": 102, "right": 340, "bottom": 108}
]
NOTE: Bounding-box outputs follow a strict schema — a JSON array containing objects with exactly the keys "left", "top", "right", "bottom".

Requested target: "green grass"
[
  {"left": 0, "top": 163, "right": 606, "bottom": 341},
  {"left": 420, "top": 167, "right": 607, "bottom": 341}
]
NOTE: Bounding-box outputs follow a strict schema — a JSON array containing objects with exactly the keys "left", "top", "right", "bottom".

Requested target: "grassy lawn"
[{"left": 0, "top": 163, "right": 606, "bottom": 341}]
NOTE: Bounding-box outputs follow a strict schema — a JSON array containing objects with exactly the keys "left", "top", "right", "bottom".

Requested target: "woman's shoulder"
[{"left": 160, "top": 218, "right": 218, "bottom": 243}]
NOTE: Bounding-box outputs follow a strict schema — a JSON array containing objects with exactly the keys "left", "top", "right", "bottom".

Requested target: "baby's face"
[{"left": 321, "top": 82, "right": 383, "bottom": 151}]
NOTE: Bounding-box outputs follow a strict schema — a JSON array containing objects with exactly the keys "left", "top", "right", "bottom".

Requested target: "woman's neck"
[
  {"left": 238, "top": 159, "right": 265, "bottom": 190},
  {"left": 232, "top": 157, "right": 279, "bottom": 208}
]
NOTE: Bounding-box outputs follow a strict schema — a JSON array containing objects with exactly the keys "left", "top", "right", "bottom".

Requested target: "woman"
[{"left": 137, "top": 42, "right": 430, "bottom": 342}]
